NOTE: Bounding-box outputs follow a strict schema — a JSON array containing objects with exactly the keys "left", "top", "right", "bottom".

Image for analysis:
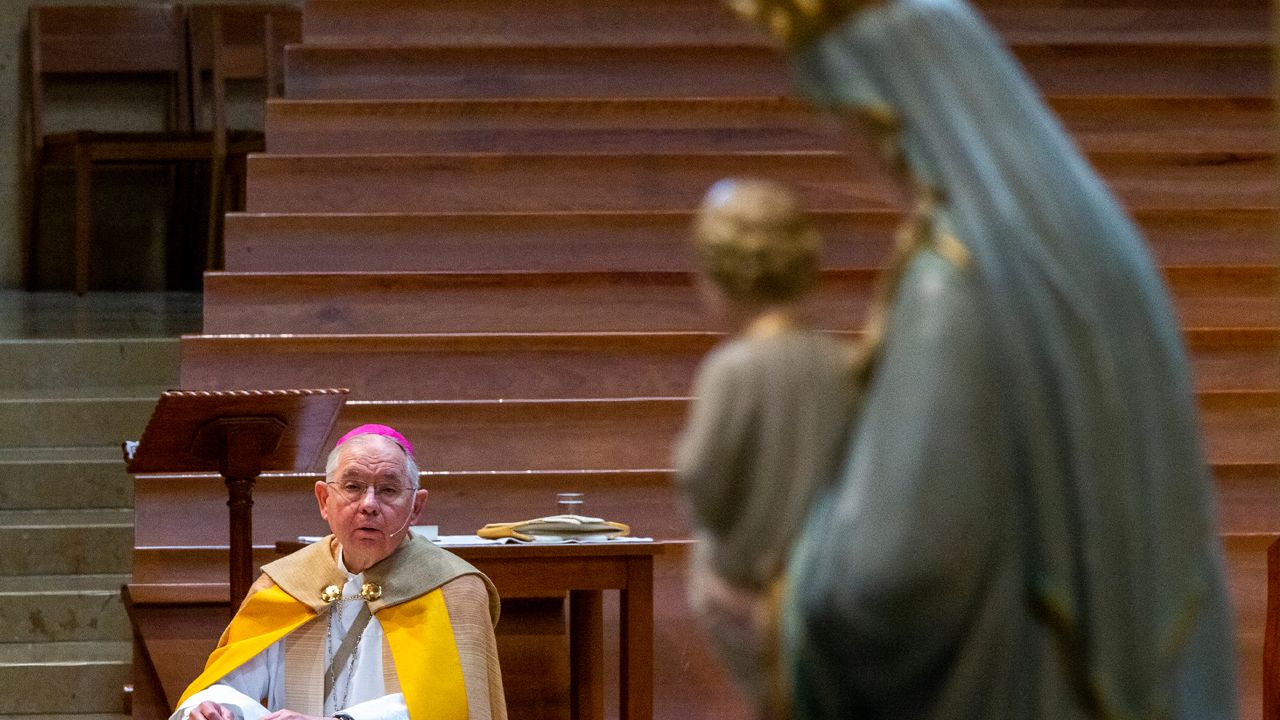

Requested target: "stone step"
[
  {"left": 0, "top": 291, "right": 202, "bottom": 341},
  {"left": 0, "top": 509, "right": 132, "bottom": 576},
  {"left": 0, "top": 641, "right": 130, "bottom": 715},
  {"left": 0, "top": 339, "right": 178, "bottom": 392},
  {"left": 0, "top": 447, "right": 128, "bottom": 463},
  {"left": 0, "top": 386, "right": 169, "bottom": 401},
  {"left": 0, "top": 588, "right": 128, "bottom": 643},
  {"left": 0, "top": 398, "right": 155, "bottom": 449},
  {"left": 0, "top": 460, "right": 133, "bottom": 510}
]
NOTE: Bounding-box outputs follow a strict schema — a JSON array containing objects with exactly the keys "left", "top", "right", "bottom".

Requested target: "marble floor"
[{"left": 0, "top": 290, "right": 202, "bottom": 339}]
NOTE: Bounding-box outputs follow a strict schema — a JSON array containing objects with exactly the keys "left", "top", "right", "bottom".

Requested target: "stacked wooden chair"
[
  {"left": 135, "top": 0, "right": 1276, "bottom": 718},
  {"left": 24, "top": 3, "right": 300, "bottom": 293}
]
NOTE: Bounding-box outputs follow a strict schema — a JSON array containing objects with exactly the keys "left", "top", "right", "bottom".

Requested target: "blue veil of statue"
[{"left": 772, "top": 0, "right": 1237, "bottom": 716}]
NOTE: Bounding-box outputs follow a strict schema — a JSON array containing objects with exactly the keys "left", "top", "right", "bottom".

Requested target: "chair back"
[
  {"left": 188, "top": 3, "right": 302, "bottom": 140},
  {"left": 28, "top": 4, "right": 191, "bottom": 142}
]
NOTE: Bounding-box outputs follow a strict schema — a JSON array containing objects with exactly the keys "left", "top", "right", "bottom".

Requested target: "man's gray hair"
[{"left": 324, "top": 434, "right": 421, "bottom": 488}]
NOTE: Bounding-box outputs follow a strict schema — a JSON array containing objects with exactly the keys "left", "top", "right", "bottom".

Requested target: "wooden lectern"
[{"left": 125, "top": 388, "right": 347, "bottom": 608}]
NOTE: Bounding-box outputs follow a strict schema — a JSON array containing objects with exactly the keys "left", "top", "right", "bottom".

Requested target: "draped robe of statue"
[
  {"left": 172, "top": 535, "right": 506, "bottom": 720},
  {"left": 721, "top": 0, "right": 1240, "bottom": 718}
]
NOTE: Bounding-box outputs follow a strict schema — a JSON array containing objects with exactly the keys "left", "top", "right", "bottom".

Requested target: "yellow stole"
[{"left": 178, "top": 536, "right": 488, "bottom": 719}]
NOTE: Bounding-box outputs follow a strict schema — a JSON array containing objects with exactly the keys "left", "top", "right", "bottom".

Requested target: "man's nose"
[{"left": 357, "top": 486, "right": 381, "bottom": 511}]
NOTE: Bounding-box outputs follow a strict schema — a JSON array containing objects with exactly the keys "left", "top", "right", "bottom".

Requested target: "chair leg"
[
  {"left": 73, "top": 144, "right": 92, "bottom": 295},
  {"left": 207, "top": 153, "right": 226, "bottom": 273},
  {"left": 24, "top": 164, "right": 43, "bottom": 290}
]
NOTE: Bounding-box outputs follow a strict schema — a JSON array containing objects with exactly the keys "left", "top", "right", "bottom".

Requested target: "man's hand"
[
  {"left": 261, "top": 711, "right": 334, "bottom": 720},
  {"left": 189, "top": 702, "right": 239, "bottom": 720}
]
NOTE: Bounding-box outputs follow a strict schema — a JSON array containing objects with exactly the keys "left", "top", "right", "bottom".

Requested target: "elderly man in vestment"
[
  {"left": 712, "top": 0, "right": 1239, "bottom": 719},
  {"left": 172, "top": 424, "right": 506, "bottom": 720}
]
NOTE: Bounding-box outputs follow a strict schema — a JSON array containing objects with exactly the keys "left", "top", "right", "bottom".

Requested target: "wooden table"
[{"left": 126, "top": 540, "right": 669, "bottom": 720}]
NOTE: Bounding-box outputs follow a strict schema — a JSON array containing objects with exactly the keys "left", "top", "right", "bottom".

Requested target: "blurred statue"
[
  {"left": 711, "top": 1, "right": 1239, "bottom": 719},
  {"left": 676, "top": 178, "right": 859, "bottom": 718}
]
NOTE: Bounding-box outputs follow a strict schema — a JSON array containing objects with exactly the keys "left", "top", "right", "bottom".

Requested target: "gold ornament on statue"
[
  {"left": 320, "top": 585, "right": 342, "bottom": 604},
  {"left": 724, "top": 0, "right": 879, "bottom": 47}
]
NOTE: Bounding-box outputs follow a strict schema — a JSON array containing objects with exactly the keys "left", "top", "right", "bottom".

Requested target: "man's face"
[{"left": 315, "top": 435, "right": 428, "bottom": 573}]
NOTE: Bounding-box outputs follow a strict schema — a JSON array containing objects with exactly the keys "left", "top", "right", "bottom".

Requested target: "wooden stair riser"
[
  {"left": 300, "top": 0, "right": 1266, "bottom": 46},
  {"left": 283, "top": 44, "right": 1268, "bottom": 101},
  {"left": 264, "top": 96, "right": 1272, "bottom": 156},
  {"left": 201, "top": 268, "right": 1279, "bottom": 335},
  {"left": 193, "top": 394, "right": 1279, "bottom": 472},
  {"left": 132, "top": 463, "right": 1277, "bottom": 557},
  {"left": 224, "top": 209, "right": 1275, "bottom": 273},
  {"left": 244, "top": 152, "right": 1273, "bottom": 214},
  {"left": 180, "top": 330, "right": 1279, "bottom": 399}
]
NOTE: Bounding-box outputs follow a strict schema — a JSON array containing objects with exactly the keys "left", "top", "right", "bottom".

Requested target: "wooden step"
[
  {"left": 201, "top": 266, "right": 1278, "bottom": 335},
  {"left": 266, "top": 97, "right": 836, "bottom": 155},
  {"left": 178, "top": 328, "right": 1278, "bottom": 400},
  {"left": 283, "top": 43, "right": 1268, "bottom": 101},
  {"left": 133, "top": 469, "right": 681, "bottom": 547},
  {"left": 300, "top": 0, "right": 1267, "bottom": 46},
  {"left": 244, "top": 151, "right": 1272, "bottom": 215},
  {"left": 225, "top": 208, "right": 1277, "bottom": 274},
  {"left": 264, "top": 96, "right": 1271, "bottom": 156},
  {"left": 223, "top": 210, "right": 895, "bottom": 273},
  {"left": 131, "top": 461, "right": 1276, "bottom": 554},
  {"left": 290, "top": 391, "right": 1276, "bottom": 471},
  {"left": 201, "top": 270, "right": 870, "bottom": 334},
  {"left": 244, "top": 152, "right": 891, "bottom": 214}
]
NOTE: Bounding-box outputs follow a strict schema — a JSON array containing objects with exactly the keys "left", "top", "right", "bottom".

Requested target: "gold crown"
[{"left": 724, "top": 0, "right": 877, "bottom": 47}]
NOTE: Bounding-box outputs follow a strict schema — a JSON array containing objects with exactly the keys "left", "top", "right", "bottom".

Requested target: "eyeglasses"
[{"left": 325, "top": 480, "right": 415, "bottom": 506}]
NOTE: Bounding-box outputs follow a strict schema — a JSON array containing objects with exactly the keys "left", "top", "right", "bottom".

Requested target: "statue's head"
[
  {"left": 691, "top": 178, "right": 821, "bottom": 307},
  {"left": 723, "top": 0, "right": 875, "bottom": 47}
]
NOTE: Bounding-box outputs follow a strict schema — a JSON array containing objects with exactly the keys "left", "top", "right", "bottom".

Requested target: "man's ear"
[
  {"left": 315, "top": 480, "right": 332, "bottom": 522},
  {"left": 411, "top": 489, "right": 429, "bottom": 521}
]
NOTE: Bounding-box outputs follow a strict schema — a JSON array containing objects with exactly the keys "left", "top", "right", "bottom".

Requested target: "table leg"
[
  {"left": 620, "top": 556, "right": 654, "bottom": 720},
  {"left": 569, "top": 589, "right": 604, "bottom": 720}
]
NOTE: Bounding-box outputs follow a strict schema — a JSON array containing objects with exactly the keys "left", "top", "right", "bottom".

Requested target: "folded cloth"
[{"left": 477, "top": 515, "right": 631, "bottom": 542}]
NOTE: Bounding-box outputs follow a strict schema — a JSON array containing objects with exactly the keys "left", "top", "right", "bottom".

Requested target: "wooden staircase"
[{"left": 149, "top": 0, "right": 1276, "bottom": 717}]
